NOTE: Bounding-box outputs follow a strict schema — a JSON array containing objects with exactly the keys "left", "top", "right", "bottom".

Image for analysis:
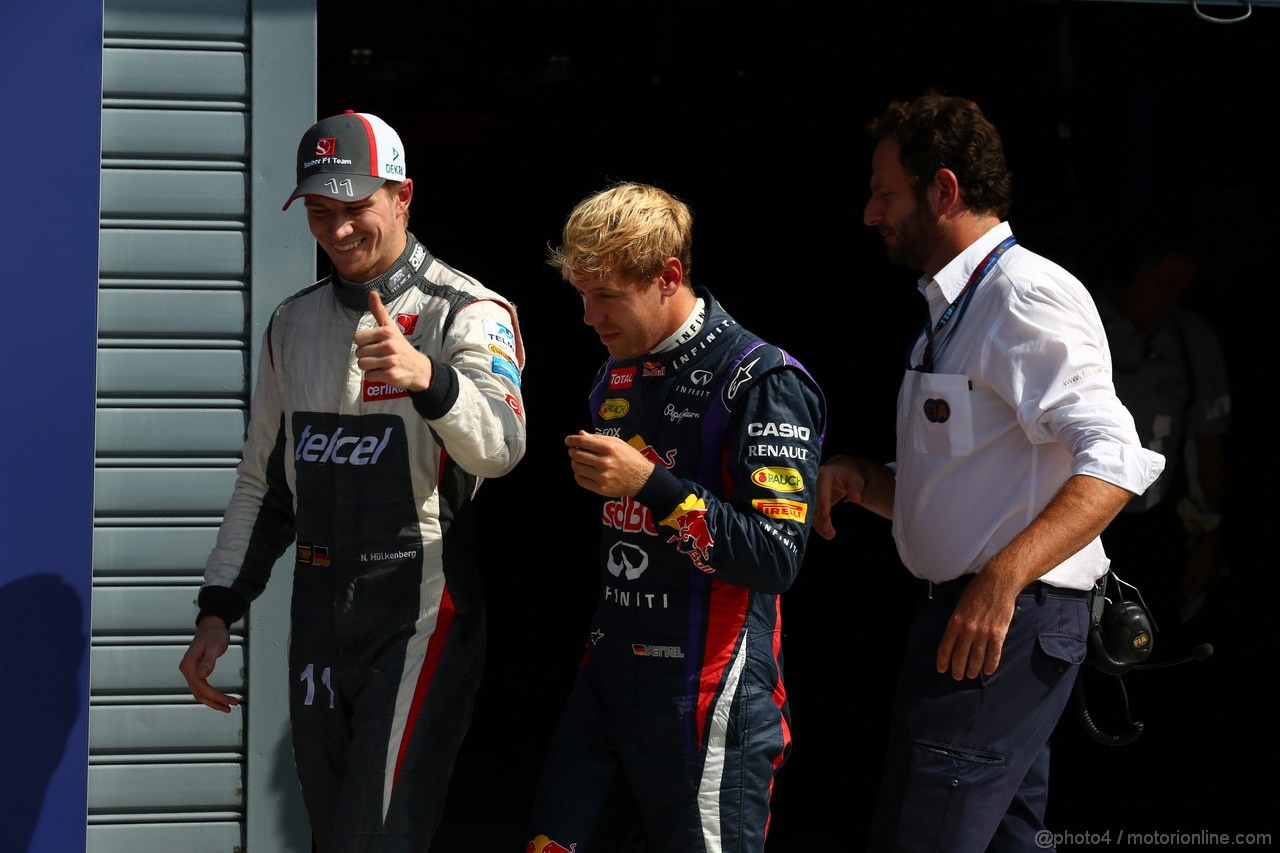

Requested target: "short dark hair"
[{"left": 868, "top": 93, "right": 1013, "bottom": 218}]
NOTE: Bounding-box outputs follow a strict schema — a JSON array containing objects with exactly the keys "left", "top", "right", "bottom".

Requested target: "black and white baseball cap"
[{"left": 282, "top": 111, "right": 407, "bottom": 210}]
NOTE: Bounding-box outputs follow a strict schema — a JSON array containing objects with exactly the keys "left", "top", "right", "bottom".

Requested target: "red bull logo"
[
  {"left": 626, "top": 436, "right": 676, "bottom": 468},
  {"left": 603, "top": 495, "right": 657, "bottom": 534},
  {"left": 661, "top": 495, "right": 715, "bottom": 574},
  {"left": 600, "top": 439, "right": 677, "bottom": 536},
  {"left": 528, "top": 836, "right": 577, "bottom": 853}
]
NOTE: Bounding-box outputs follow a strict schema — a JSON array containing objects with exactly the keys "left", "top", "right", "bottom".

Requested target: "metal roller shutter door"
[{"left": 91, "top": 1, "right": 314, "bottom": 849}]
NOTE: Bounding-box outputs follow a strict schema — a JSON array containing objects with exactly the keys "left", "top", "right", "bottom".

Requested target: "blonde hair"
[{"left": 549, "top": 182, "right": 693, "bottom": 286}]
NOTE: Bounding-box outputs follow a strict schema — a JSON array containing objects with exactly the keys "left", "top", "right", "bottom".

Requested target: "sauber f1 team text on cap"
[{"left": 283, "top": 111, "right": 407, "bottom": 210}]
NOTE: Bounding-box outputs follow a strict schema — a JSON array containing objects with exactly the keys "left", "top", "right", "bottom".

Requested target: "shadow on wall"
[{"left": 0, "top": 574, "right": 87, "bottom": 853}]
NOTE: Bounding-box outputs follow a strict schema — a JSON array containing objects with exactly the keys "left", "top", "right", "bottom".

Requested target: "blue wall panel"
[{"left": 0, "top": 1, "right": 101, "bottom": 851}]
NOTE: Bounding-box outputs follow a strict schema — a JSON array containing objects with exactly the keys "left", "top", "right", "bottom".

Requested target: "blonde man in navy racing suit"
[
  {"left": 179, "top": 111, "right": 527, "bottom": 852},
  {"left": 528, "top": 182, "right": 826, "bottom": 853}
]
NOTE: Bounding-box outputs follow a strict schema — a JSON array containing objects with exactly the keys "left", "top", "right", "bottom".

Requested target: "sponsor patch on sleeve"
[
  {"left": 484, "top": 317, "right": 516, "bottom": 352},
  {"left": 750, "top": 466, "right": 804, "bottom": 492},
  {"left": 751, "top": 498, "right": 808, "bottom": 523},
  {"left": 491, "top": 355, "right": 522, "bottom": 386}
]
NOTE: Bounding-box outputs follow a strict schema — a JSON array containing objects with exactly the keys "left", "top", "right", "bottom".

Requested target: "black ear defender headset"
[{"left": 1072, "top": 571, "right": 1213, "bottom": 746}]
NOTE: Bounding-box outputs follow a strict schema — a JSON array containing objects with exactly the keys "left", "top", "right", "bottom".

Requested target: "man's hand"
[
  {"left": 178, "top": 616, "right": 239, "bottom": 713},
  {"left": 932, "top": 475, "right": 1135, "bottom": 679},
  {"left": 813, "top": 455, "right": 894, "bottom": 539},
  {"left": 935, "top": 571, "right": 1021, "bottom": 680},
  {"left": 354, "top": 291, "right": 433, "bottom": 392},
  {"left": 566, "top": 431, "right": 655, "bottom": 498}
]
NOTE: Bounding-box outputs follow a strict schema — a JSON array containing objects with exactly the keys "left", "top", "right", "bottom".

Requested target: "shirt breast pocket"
[{"left": 907, "top": 372, "right": 974, "bottom": 457}]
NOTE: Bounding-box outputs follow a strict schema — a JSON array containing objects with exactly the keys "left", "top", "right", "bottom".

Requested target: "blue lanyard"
[{"left": 917, "top": 235, "right": 1017, "bottom": 373}]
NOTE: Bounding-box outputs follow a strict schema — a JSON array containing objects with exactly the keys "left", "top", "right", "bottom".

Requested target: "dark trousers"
[{"left": 868, "top": 579, "right": 1089, "bottom": 853}]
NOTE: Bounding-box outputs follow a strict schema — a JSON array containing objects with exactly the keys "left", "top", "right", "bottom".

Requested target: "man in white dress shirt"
[{"left": 813, "top": 93, "right": 1164, "bottom": 852}]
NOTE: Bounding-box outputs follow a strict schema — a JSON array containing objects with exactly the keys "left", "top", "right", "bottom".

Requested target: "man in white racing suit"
[{"left": 178, "top": 111, "right": 527, "bottom": 852}]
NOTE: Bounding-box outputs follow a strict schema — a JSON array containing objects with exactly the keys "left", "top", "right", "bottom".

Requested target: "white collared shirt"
[{"left": 891, "top": 222, "right": 1165, "bottom": 589}]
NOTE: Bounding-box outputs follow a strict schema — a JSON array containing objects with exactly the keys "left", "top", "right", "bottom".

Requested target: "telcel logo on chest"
[{"left": 295, "top": 424, "right": 393, "bottom": 465}]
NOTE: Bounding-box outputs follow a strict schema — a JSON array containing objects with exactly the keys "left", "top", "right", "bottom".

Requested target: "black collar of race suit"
[{"left": 331, "top": 231, "right": 432, "bottom": 312}]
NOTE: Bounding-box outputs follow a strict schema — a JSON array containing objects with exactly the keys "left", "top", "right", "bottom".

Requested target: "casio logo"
[{"left": 747, "top": 422, "right": 811, "bottom": 440}]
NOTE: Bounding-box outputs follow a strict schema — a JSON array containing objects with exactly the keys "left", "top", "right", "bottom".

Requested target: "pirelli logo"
[{"left": 752, "top": 498, "right": 808, "bottom": 523}]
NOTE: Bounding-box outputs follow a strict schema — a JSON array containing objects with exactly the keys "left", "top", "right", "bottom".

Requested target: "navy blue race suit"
[{"left": 529, "top": 289, "right": 825, "bottom": 853}]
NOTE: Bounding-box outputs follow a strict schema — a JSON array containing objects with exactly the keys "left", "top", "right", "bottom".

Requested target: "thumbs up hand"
[
  {"left": 353, "top": 291, "right": 433, "bottom": 392},
  {"left": 368, "top": 288, "right": 395, "bottom": 328}
]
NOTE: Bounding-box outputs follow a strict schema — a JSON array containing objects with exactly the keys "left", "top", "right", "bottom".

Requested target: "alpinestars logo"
[{"left": 728, "top": 356, "right": 761, "bottom": 400}]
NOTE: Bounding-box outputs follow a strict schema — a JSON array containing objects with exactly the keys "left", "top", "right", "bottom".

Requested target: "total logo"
[
  {"left": 295, "top": 423, "right": 393, "bottom": 465},
  {"left": 750, "top": 466, "right": 804, "bottom": 492},
  {"left": 609, "top": 367, "right": 636, "bottom": 389}
]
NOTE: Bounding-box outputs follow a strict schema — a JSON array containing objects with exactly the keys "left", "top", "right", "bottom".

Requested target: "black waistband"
[{"left": 925, "top": 575, "right": 1090, "bottom": 601}]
